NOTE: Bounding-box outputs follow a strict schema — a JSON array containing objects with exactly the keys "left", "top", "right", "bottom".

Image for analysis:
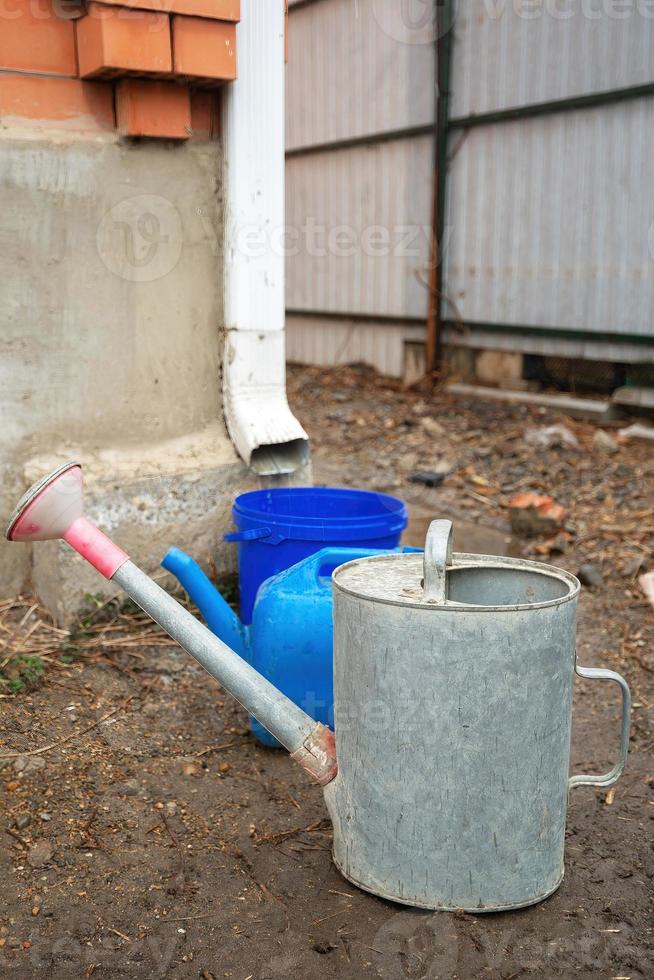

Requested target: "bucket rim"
[
  {"left": 231, "top": 486, "right": 407, "bottom": 527},
  {"left": 332, "top": 551, "right": 581, "bottom": 612}
]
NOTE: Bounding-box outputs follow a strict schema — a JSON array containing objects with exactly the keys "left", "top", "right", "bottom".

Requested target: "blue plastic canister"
[
  {"left": 162, "top": 545, "right": 419, "bottom": 747},
  {"left": 224, "top": 487, "right": 408, "bottom": 623}
]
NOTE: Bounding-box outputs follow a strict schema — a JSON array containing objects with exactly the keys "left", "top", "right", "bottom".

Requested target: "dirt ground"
[{"left": 1, "top": 364, "right": 653, "bottom": 979}]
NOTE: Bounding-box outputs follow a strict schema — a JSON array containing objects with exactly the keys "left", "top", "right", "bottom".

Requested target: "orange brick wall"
[
  {"left": 0, "top": 0, "right": 243, "bottom": 139},
  {"left": 0, "top": 0, "right": 76, "bottom": 76},
  {"left": 116, "top": 78, "right": 190, "bottom": 138},
  {"left": 172, "top": 16, "right": 237, "bottom": 83},
  {"left": 77, "top": 5, "right": 173, "bottom": 80}
]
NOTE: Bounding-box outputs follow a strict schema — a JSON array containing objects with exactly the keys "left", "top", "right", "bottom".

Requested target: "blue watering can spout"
[{"left": 161, "top": 547, "right": 248, "bottom": 658}]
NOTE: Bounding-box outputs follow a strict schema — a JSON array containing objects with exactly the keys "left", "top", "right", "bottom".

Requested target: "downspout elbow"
[{"left": 223, "top": 330, "right": 310, "bottom": 476}]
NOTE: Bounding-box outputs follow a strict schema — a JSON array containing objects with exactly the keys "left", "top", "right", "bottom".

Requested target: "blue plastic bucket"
[{"left": 225, "top": 487, "right": 408, "bottom": 623}]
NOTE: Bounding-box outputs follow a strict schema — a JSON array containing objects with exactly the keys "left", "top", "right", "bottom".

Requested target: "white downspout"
[{"left": 222, "top": 0, "right": 310, "bottom": 476}]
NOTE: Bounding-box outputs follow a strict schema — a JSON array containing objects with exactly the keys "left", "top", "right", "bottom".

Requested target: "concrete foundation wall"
[{"left": 0, "top": 131, "right": 248, "bottom": 616}]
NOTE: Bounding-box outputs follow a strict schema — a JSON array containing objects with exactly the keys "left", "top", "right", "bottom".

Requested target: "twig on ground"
[
  {"left": 0, "top": 678, "right": 156, "bottom": 759},
  {"left": 194, "top": 741, "right": 238, "bottom": 757},
  {"left": 254, "top": 818, "right": 331, "bottom": 847},
  {"left": 5, "top": 827, "right": 30, "bottom": 847},
  {"left": 312, "top": 904, "right": 353, "bottom": 925},
  {"left": 160, "top": 808, "right": 187, "bottom": 893}
]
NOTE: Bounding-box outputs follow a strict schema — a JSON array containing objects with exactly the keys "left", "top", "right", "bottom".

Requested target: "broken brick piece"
[{"left": 509, "top": 493, "right": 566, "bottom": 538}]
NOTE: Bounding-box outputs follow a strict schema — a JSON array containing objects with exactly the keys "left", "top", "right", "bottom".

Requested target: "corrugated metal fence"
[
  {"left": 285, "top": 0, "right": 435, "bottom": 377},
  {"left": 286, "top": 0, "right": 654, "bottom": 378}
]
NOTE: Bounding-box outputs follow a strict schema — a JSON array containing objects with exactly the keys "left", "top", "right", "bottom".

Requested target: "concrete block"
[
  {"left": 402, "top": 341, "right": 426, "bottom": 386},
  {"left": 0, "top": 0, "right": 76, "bottom": 77},
  {"left": 0, "top": 135, "right": 226, "bottom": 604},
  {"left": 612, "top": 386, "right": 654, "bottom": 411},
  {"left": 77, "top": 4, "right": 172, "bottom": 79},
  {"left": 443, "top": 346, "right": 476, "bottom": 383},
  {"left": 475, "top": 350, "right": 524, "bottom": 387},
  {"left": 446, "top": 383, "right": 611, "bottom": 421},
  {"left": 172, "top": 16, "right": 237, "bottom": 83},
  {"left": 116, "top": 79, "right": 191, "bottom": 139},
  {"left": 0, "top": 465, "right": 32, "bottom": 598}
]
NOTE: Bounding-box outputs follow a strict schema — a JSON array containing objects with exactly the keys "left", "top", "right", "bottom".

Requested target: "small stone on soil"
[
  {"left": 409, "top": 469, "right": 448, "bottom": 488},
  {"left": 312, "top": 941, "right": 337, "bottom": 954},
  {"left": 578, "top": 564, "right": 604, "bottom": 589},
  {"left": 593, "top": 429, "right": 620, "bottom": 454},
  {"left": 623, "top": 555, "right": 650, "bottom": 578},
  {"left": 420, "top": 416, "right": 446, "bottom": 438},
  {"left": 27, "top": 840, "right": 54, "bottom": 868},
  {"left": 525, "top": 424, "right": 579, "bottom": 449},
  {"left": 14, "top": 756, "right": 46, "bottom": 775},
  {"left": 118, "top": 779, "right": 139, "bottom": 797}
]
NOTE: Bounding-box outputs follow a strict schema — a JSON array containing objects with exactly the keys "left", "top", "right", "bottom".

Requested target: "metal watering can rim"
[{"left": 333, "top": 521, "right": 581, "bottom": 613}]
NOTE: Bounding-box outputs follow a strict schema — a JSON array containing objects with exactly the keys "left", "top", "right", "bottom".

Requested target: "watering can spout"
[
  {"left": 5, "top": 464, "right": 337, "bottom": 787},
  {"left": 161, "top": 547, "right": 248, "bottom": 659}
]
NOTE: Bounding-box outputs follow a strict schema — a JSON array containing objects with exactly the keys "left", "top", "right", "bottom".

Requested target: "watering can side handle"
[
  {"left": 423, "top": 520, "right": 453, "bottom": 604},
  {"left": 224, "top": 527, "right": 272, "bottom": 543},
  {"left": 300, "top": 546, "right": 424, "bottom": 588},
  {"left": 308, "top": 547, "right": 387, "bottom": 585},
  {"left": 569, "top": 664, "right": 631, "bottom": 790}
]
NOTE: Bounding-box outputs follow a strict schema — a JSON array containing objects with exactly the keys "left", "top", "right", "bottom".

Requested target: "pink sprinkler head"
[
  {"left": 7, "top": 462, "right": 83, "bottom": 543},
  {"left": 6, "top": 463, "right": 128, "bottom": 580}
]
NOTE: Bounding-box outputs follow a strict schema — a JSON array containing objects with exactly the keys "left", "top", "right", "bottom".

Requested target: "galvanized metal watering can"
[
  {"left": 326, "top": 523, "right": 631, "bottom": 910},
  {"left": 7, "top": 464, "right": 631, "bottom": 911}
]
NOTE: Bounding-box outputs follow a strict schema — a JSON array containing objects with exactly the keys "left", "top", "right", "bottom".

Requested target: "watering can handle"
[
  {"left": 303, "top": 546, "right": 424, "bottom": 588},
  {"left": 569, "top": 662, "right": 631, "bottom": 790},
  {"left": 423, "top": 520, "right": 453, "bottom": 603},
  {"left": 224, "top": 527, "right": 272, "bottom": 543},
  {"left": 301, "top": 547, "right": 391, "bottom": 588}
]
